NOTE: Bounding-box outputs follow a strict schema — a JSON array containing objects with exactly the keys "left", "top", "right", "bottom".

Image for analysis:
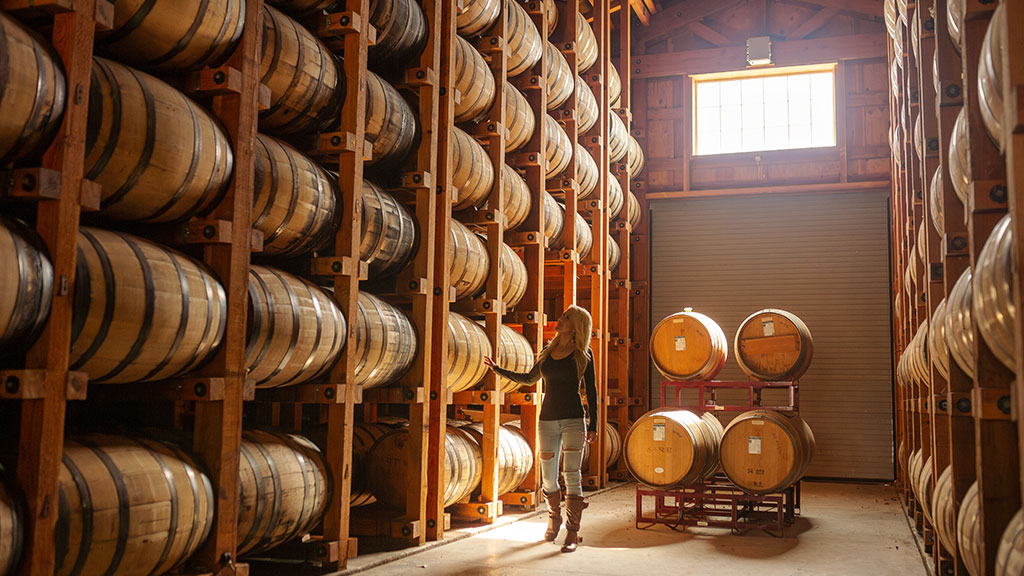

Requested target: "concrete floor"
[{"left": 336, "top": 482, "right": 928, "bottom": 576}]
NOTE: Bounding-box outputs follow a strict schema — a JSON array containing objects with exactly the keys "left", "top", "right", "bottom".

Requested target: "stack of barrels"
[{"left": 628, "top": 308, "right": 816, "bottom": 494}]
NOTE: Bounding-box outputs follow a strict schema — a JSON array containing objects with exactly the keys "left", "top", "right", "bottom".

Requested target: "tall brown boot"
[
  {"left": 543, "top": 490, "right": 562, "bottom": 542},
  {"left": 561, "top": 495, "right": 588, "bottom": 552}
]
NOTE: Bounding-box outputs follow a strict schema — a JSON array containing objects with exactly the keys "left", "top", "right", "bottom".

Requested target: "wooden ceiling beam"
[
  {"left": 787, "top": 6, "right": 838, "bottom": 39},
  {"left": 782, "top": 0, "right": 883, "bottom": 21},
  {"left": 632, "top": 32, "right": 885, "bottom": 77},
  {"left": 639, "top": 0, "right": 746, "bottom": 42},
  {"left": 630, "top": 0, "right": 652, "bottom": 25},
  {"left": 687, "top": 21, "right": 729, "bottom": 45}
]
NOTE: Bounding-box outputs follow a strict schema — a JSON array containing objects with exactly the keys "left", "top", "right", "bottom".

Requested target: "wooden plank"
[
  {"left": 638, "top": 0, "right": 744, "bottom": 43},
  {"left": 784, "top": 0, "right": 883, "bottom": 21},
  {"left": 1005, "top": 0, "right": 1024, "bottom": 507},
  {"left": 646, "top": 180, "right": 890, "bottom": 199},
  {"left": 687, "top": 21, "right": 729, "bottom": 46},
  {"left": 787, "top": 7, "right": 838, "bottom": 40}
]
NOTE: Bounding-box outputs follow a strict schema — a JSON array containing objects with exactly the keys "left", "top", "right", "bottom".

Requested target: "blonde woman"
[{"left": 484, "top": 305, "right": 597, "bottom": 552}]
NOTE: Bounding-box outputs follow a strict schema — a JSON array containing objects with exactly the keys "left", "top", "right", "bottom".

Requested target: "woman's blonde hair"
[{"left": 538, "top": 305, "right": 593, "bottom": 378}]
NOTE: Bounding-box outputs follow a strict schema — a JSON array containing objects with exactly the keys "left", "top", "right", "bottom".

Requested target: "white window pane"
[
  {"left": 790, "top": 124, "right": 812, "bottom": 148},
  {"left": 765, "top": 126, "right": 788, "bottom": 150},
  {"left": 697, "top": 82, "right": 719, "bottom": 108},
  {"left": 789, "top": 99, "right": 811, "bottom": 126},
  {"left": 789, "top": 74, "right": 811, "bottom": 101},
  {"left": 720, "top": 80, "right": 741, "bottom": 106},
  {"left": 764, "top": 76, "right": 787, "bottom": 105},
  {"left": 812, "top": 120, "right": 834, "bottom": 146},
  {"left": 701, "top": 132, "right": 721, "bottom": 155},
  {"left": 810, "top": 72, "right": 834, "bottom": 100},
  {"left": 742, "top": 103, "right": 764, "bottom": 131},
  {"left": 741, "top": 78, "right": 764, "bottom": 105},
  {"left": 764, "top": 99, "right": 788, "bottom": 127},
  {"left": 742, "top": 129, "right": 764, "bottom": 151}
]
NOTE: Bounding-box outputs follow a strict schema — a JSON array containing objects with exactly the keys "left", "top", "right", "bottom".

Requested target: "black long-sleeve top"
[{"left": 493, "top": 350, "right": 598, "bottom": 432}]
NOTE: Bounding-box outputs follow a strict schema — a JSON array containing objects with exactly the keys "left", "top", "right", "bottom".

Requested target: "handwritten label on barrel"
[
  {"left": 748, "top": 436, "right": 762, "bottom": 455},
  {"left": 675, "top": 336, "right": 686, "bottom": 351},
  {"left": 654, "top": 466, "right": 664, "bottom": 474},
  {"left": 762, "top": 319, "right": 775, "bottom": 337},
  {"left": 653, "top": 420, "right": 665, "bottom": 441}
]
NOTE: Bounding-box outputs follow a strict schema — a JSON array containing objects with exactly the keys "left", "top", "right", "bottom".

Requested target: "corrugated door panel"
[{"left": 649, "top": 190, "right": 893, "bottom": 481}]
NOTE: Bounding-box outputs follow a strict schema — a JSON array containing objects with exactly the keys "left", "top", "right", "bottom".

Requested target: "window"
[{"left": 693, "top": 64, "right": 837, "bottom": 156}]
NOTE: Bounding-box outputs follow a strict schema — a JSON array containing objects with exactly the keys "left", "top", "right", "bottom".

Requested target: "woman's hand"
[
  {"left": 483, "top": 356, "right": 496, "bottom": 369},
  {"left": 586, "top": 430, "right": 598, "bottom": 444}
]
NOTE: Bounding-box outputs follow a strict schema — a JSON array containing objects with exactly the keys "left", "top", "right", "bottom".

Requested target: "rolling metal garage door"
[{"left": 649, "top": 189, "right": 893, "bottom": 480}]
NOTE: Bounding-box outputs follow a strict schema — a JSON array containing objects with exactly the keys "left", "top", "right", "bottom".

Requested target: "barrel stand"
[{"left": 635, "top": 479, "right": 799, "bottom": 537}]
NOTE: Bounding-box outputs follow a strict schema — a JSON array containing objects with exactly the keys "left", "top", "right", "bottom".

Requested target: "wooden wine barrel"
[
  {"left": 544, "top": 115, "right": 573, "bottom": 178},
  {"left": 364, "top": 71, "right": 417, "bottom": 168},
  {"left": 974, "top": 213, "right": 1016, "bottom": 372},
  {"left": 608, "top": 236, "right": 621, "bottom": 272},
  {"left": 720, "top": 410, "right": 815, "bottom": 494},
  {"left": 650, "top": 309, "right": 728, "bottom": 381},
  {"left": 0, "top": 13, "right": 66, "bottom": 162},
  {"left": 260, "top": 5, "right": 344, "bottom": 135},
  {"left": 71, "top": 228, "right": 226, "bottom": 384},
  {"left": 505, "top": 83, "right": 535, "bottom": 152},
  {"left": 368, "top": 0, "right": 428, "bottom": 65},
  {"left": 734, "top": 309, "right": 814, "bottom": 381},
  {"left": 369, "top": 425, "right": 482, "bottom": 508},
  {"left": 506, "top": 0, "right": 543, "bottom": 77},
  {"left": 893, "top": 16, "right": 905, "bottom": 62},
  {"left": 493, "top": 324, "right": 535, "bottom": 393},
  {"left": 929, "top": 298, "right": 950, "bottom": 381},
  {"left": 583, "top": 423, "right": 623, "bottom": 470},
  {"left": 545, "top": 0, "right": 557, "bottom": 34},
  {"left": 456, "top": 0, "right": 500, "bottom": 36},
  {"left": 551, "top": 210, "right": 593, "bottom": 260},
  {"left": 99, "top": 0, "right": 243, "bottom": 71},
  {"left": 914, "top": 320, "right": 930, "bottom": 387},
  {"left": 930, "top": 164, "right": 945, "bottom": 238},
  {"left": 914, "top": 114, "right": 923, "bottom": 162},
  {"left": 503, "top": 164, "right": 531, "bottom": 230},
  {"left": 945, "top": 267, "right": 976, "bottom": 380},
  {"left": 449, "top": 219, "right": 489, "bottom": 299},
  {"left": 911, "top": 9, "right": 920, "bottom": 63},
  {"left": 0, "top": 217, "right": 53, "bottom": 354},
  {"left": 947, "top": 0, "right": 962, "bottom": 52},
  {"left": 627, "top": 190, "right": 641, "bottom": 229},
  {"left": 237, "top": 430, "right": 328, "bottom": 555},
  {"left": 576, "top": 75, "right": 598, "bottom": 135},
  {"left": 56, "top": 434, "right": 213, "bottom": 576},
  {"left": 932, "top": 465, "right": 956, "bottom": 555},
  {"left": 996, "top": 509, "right": 1024, "bottom": 576},
  {"left": 246, "top": 266, "right": 347, "bottom": 388},
  {"left": 253, "top": 134, "right": 338, "bottom": 256},
  {"left": 576, "top": 144, "right": 599, "bottom": 200},
  {"left": 933, "top": 49, "right": 941, "bottom": 96},
  {"left": 353, "top": 292, "right": 418, "bottom": 388},
  {"left": 350, "top": 421, "right": 393, "bottom": 506},
  {"left": 890, "top": 59, "right": 901, "bottom": 98},
  {"left": 979, "top": 4, "right": 1005, "bottom": 151},
  {"left": 919, "top": 455, "right": 934, "bottom": 523},
  {"left": 608, "top": 111, "right": 629, "bottom": 163},
  {"left": 545, "top": 42, "right": 574, "bottom": 110},
  {"left": 86, "top": 58, "right": 233, "bottom": 223},
  {"left": 453, "top": 35, "right": 496, "bottom": 123},
  {"left": 608, "top": 64, "right": 622, "bottom": 108},
  {"left": 463, "top": 423, "right": 533, "bottom": 496},
  {"left": 908, "top": 449, "right": 922, "bottom": 500},
  {"left": 0, "top": 470, "right": 21, "bottom": 576},
  {"left": 624, "top": 409, "right": 723, "bottom": 489},
  {"left": 576, "top": 16, "right": 597, "bottom": 72},
  {"left": 609, "top": 177, "right": 624, "bottom": 221},
  {"left": 485, "top": 241, "right": 527, "bottom": 309},
  {"left": 266, "top": 0, "right": 334, "bottom": 16},
  {"left": 361, "top": 180, "right": 417, "bottom": 277},
  {"left": 885, "top": 0, "right": 898, "bottom": 38},
  {"left": 627, "top": 136, "right": 645, "bottom": 179},
  {"left": 949, "top": 107, "right": 970, "bottom": 207},
  {"left": 542, "top": 191, "right": 565, "bottom": 246},
  {"left": 958, "top": 481, "right": 981, "bottom": 576},
  {"left": 452, "top": 126, "right": 495, "bottom": 209},
  {"left": 447, "top": 312, "right": 492, "bottom": 393}
]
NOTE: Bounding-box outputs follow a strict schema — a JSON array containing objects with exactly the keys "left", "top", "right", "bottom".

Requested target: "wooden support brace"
[
  {"left": 254, "top": 383, "right": 362, "bottom": 404},
  {"left": 324, "top": 11, "right": 377, "bottom": 45},
  {"left": 312, "top": 256, "right": 369, "bottom": 280},
  {"left": 451, "top": 297, "right": 502, "bottom": 315},
  {"left": 0, "top": 369, "right": 86, "bottom": 400},
  {"left": 972, "top": 388, "right": 1014, "bottom": 420},
  {"left": 500, "top": 491, "right": 537, "bottom": 508},
  {"left": 362, "top": 386, "right": 426, "bottom": 404},
  {"left": 506, "top": 230, "right": 544, "bottom": 247},
  {"left": 452, "top": 390, "right": 502, "bottom": 405},
  {"left": 403, "top": 66, "right": 437, "bottom": 87},
  {"left": 450, "top": 500, "right": 501, "bottom": 522}
]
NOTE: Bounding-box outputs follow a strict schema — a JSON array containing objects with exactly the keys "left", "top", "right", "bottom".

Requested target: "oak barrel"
[
  {"left": 997, "top": 509, "right": 1024, "bottom": 576},
  {"left": 933, "top": 465, "right": 956, "bottom": 555},
  {"left": 71, "top": 228, "right": 227, "bottom": 384},
  {"left": 551, "top": 209, "right": 593, "bottom": 260},
  {"left": 56, "top": 434, "right": 213, "bottom": 576},
  {"left": 650, "top": 309, "right": 728, "bottom": 381},
  {"left": 627, "top": 135, "right": 645, "bottom": 179},
  {"left": 0, "top": 217, "right": 53, "bottom": 355},
  {"left": 368, "top": 0, "right": 428, "bottom": 66},
  {"left": 945, "top": 267, "right": 976, "bottom": 380},
  {"left": 369, "top": 425, "right": 482, "bottom": 508},
  {"left": 958, "top": 481, "right": 981, "bottom": 576},
  {"left": 734, "top": 309, "right": 814, "bottom": 381},
  {"left": 608, "top": 111, "right": 629, "bottom": 163},
  {"left": 609, "top": 64, "right": 622, "bottom": 108},
  {"left": 885, "top": 0, "right": 898, "bottom": 38},
  {"left": 543, "top": 191, "right": 564, "bottom": 247},
  {"left": 493, "top": 324, "right": 535, "bottom": 393},
  {"left": 505, "top": 83, "right": 536, "bottom": 152},
  {"left": 490, "top": 241, "right": 528, "bottom": 309},
  {"left": 973, "top": 213, "right": 1016, "bottom": 372},
  {"left": 0, "top": 470, "right": 21, "bottom": 576},
  {"left": 979, "top": 4, "right": 1005, "bottom": 151},
  {"left": 447, "top": 312, "right": 492, "bottom": 393},
  {"left": 246, "top": 266, "right": 347, "bottom": 388},
  {"left": 363, "top": 71, "right": 418, "bottom": 168},
  {"left": 506, "top": 0, "right": 543, "bottom": 77},
  {"left": 260, "top": 6, "right": 343, "bottom": 134},
  {"left": 350, "top": 422, "right": 393, "bottom": 506},
  {"left": 913, "top": 114, "right": 923, "bottom": 162},
  {"left": 627, "top": 190, "right": 641, "bottom": 229},
  {"left": 949, "top": 107, "right": 969, "bottom": 208},
  {"left": 720, "top": 410, "right": 815, "bottom": 494},
  {"left": 608, "top": 235, "right": 621, "bottom": 272},
  {"left": 354, "top": 292, "right": 418, "bottom": 388},
  {"left": 608, "top": 176, "right": 624, "bottom": 221},
  {"left": 452, "top": 126, "right": 495, "bottom": 209},
  {"left": 576, "top": 75, "right": 598, "bottom": 135},
  {"left": 624, "top": 409, "right": 723, "bottom": 489},
  {"left": 237, "top": 430, "right": 329, "bottom": 555},
  {"left": 99, "top": 0, "right": 243, "bottom": 71},
  {"left": 545, "top": 42, "right": 573, "bottom": 110},
  {"left": 583, "top": 423, "right": 622, "bottom": 470},
  {"left": 929, "top": 298, "right": 950, "bottom": 381},
  {"left": 947, "top": 0, "right": 962, "bottom": 52},
  {"left": 908, "top": 449, "right": 922, "bottom": 500},
  {"left": 576, "top": 16, "right": 597, "bottom": 72},
  {"left": 86, "top": 58, "right": 233, "bottom": 223},
  {"left": 361, "top": 180, "right": 417, "bottom": 277},
  {"left": 930, "top": 165, "right": 944, "bottom": 238},
  {"left": 266, "top": 0, "right": 334, "bottom": 16},
  {"left": 545, "top": 0, "right": 557, "bottom": 34},
  {"left": 503, "top": 164, "right": 531, "bottom": 230},
  {"left": 544, "top": 115, "right": 573, "bottom": 178},
  {"left": 448, "top": 219, "right": 489, "bottom": 299},
  {"left": 456, "top": 0, "right": 500, "bottom": 37},
  {"left": 463, "top": 423, "right": 534, "bottom": 496},
  {"left": 576, "top": 144, "right": 599, "bottom": 200},
  {"left": 453, "top": 35, "right": 496, "bottom": 123},
  {"left": 0, "top": 13, "right": 66, "bottom": 162},
  {"left": 253, "top": 134, "right": 338, "bottom": 256},
  {"left": 918, "top": 456, "right": 934, "bottom": 523}
]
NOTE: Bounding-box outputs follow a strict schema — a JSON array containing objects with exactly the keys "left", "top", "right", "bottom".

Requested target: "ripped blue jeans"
[{"left": 538, "top": 418, "right": 586, "bottom": 497}]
